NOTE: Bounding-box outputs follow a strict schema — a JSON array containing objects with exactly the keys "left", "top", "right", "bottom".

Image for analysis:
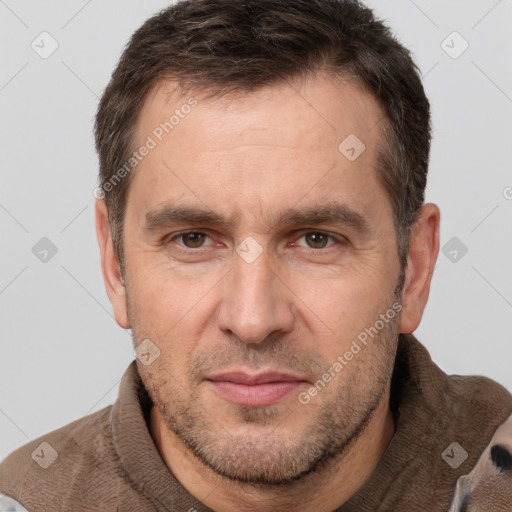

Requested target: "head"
[{"left": 95, "top": 0, "right": 439, "bottom": 485}]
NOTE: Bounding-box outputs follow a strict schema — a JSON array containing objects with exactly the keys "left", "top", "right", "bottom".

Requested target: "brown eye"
[
  {"left": 181, "top": 232, "right": 207, "bottom": 248},
  {"left": 304, "top": 232, "right": 331, "bottom": 249}
]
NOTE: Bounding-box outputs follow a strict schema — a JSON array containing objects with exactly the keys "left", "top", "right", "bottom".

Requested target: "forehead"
[
  {"left": 128, "top": 73, "right": 390, "bottom": 228},
  {"left": 138, "top": 73, "right": 383, "bottom": 152}
]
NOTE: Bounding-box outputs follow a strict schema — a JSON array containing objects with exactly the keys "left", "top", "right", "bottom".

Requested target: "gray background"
[{"left": 1, "top": 0, "right": 511, "bottom": 462}]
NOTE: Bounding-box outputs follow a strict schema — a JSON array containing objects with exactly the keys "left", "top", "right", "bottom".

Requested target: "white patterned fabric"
[{"left": 0, "top": 493, "right": 29, "bottom": 512}]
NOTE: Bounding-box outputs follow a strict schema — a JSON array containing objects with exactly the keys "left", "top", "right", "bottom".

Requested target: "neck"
[{"left": 149, "top": 391, "right": 395, "bottom": 512}]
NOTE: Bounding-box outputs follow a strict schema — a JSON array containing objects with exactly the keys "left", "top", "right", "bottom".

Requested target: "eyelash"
[{"left": 166, "top": 230, "right": 345, "bottom": 251}]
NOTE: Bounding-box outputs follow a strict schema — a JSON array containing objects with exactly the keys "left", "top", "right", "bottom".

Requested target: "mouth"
[{"left": 205, "top": 370, "right": 309, "bottom": 407}]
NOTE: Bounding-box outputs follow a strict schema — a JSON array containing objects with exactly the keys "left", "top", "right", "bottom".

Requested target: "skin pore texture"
[{"left": 96, "top": 72, "right": 440, "bottom": 512}]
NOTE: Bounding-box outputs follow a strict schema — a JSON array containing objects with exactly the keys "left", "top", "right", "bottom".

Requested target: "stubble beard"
[
  {"left": 131, "top": 324, "right": 399, "bottom": 486},
  {"left": 125, "top": 271, "right": 402, "bottom": 486}
]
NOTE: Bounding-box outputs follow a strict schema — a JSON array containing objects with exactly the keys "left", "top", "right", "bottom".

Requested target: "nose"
[{"left": 216, "top": 249, "right": 295, "bottom": 345}]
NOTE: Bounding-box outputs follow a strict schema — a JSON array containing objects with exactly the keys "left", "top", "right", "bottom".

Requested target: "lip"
[
  {"left": 206, "top": 371, "right": 306, "bottom": 385},
  {"left": 205, "top": 370, "right": 309, "bottom": 407}
]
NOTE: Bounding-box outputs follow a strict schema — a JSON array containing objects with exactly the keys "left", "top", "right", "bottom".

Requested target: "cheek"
[
  {"left": 292, "top": 269, "right": 396, "bottom": 353},
  {"left": 126, "top": 248, "right": 203, "bottom": 312},
  {"left": 125, "top": 256, "right": 222, "bottom": 355},
  {"left": 129, "top": 275, "right": 201, "bottom": 335},
  {"left": 128, "top": 277, "right": 207, "bottom": 381}
]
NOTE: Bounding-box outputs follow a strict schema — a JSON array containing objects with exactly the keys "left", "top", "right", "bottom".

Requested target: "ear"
[
  {"left": 398, "top": 203, "right": 440, "bottom": 334},
  {"left": 95, "top": 199, "right": 130, "bottom": 329}
]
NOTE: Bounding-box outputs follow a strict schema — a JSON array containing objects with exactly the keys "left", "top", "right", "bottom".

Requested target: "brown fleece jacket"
[{"left": 0, "top": 333, "right": 511, "bottom": 511}]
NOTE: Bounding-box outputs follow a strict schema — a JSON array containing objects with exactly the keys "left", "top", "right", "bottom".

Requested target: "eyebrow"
[
  {"left": 144, "top": 202, "right": 372, "bottom": 235},
  {"left": 145, "top": 205, "right": 232, "bottom": 231},
  {"left": 278, "top": 203, "right": 372, "bottom": 235}
]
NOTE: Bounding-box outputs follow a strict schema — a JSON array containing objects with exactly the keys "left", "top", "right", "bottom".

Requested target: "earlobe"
[
  {"left": 398, "top": 203, "right": 440, "bottom": 334},
  {"left": 95, "top": 199, "right": 130, "bottom": 329}
]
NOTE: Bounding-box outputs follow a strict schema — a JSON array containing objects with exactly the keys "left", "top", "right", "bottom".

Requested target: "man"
[{"left": 1, "top": 0, "right": 511, "bottom": 510}]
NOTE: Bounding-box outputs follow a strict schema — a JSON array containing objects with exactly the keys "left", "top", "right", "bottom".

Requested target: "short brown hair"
[{"left": 95, "top": 0, "right": 431, "bottom": 288}]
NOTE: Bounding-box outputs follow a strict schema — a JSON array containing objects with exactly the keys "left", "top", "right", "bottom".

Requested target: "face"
[{"left": 120, "top": 74, "right": 404, "bottom": 484}]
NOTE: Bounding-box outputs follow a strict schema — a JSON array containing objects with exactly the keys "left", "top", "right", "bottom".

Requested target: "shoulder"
[
  {"left": 449, "top": 412, "right": 512, "bottom": 511},
  {"left": 0, "top": 405, "right": 114, "bottom": 511}
]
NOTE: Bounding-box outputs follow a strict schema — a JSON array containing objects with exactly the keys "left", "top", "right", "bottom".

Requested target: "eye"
[
  {"left": 172, "top": 232, "right": 212, "bottom": 249},
  {"left": 295, "top": 232, "right": 338, "bottom": 249}
]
